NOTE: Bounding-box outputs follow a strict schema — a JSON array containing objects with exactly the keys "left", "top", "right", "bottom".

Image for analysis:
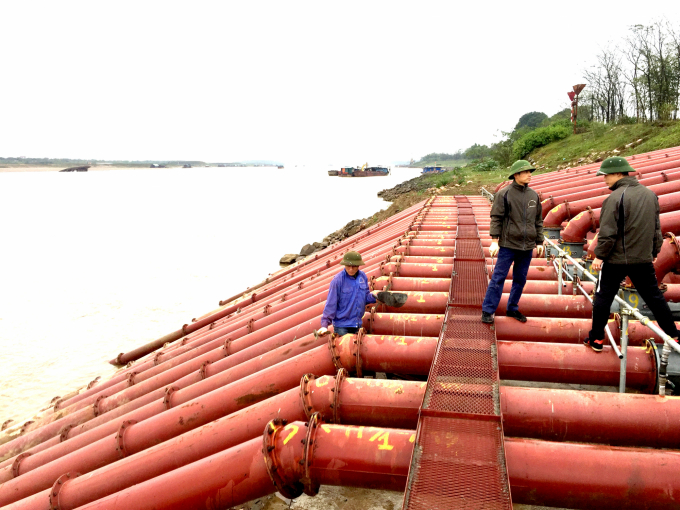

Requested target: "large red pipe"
[
  {"left": 9, "top": 374, "right": 680, "bottom": 510},
  {"left": 544, "top": 179, "right": 680, "bottom": 228},
  {"left": 33, "top": 422, "right": 680, "bottom": 510}
]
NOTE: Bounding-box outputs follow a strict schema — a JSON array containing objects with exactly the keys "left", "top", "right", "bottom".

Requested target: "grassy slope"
[{"left": 367, "top": 121, "right": 680, "bottom": 227}]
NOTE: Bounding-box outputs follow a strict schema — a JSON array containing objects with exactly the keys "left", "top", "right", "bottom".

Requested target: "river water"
[{"left": 0, "top": 166, "right": 422, "bottom": 425}]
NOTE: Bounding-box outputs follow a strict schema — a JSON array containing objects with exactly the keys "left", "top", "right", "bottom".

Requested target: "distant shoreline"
[{"left": 0, "top": 164, "right": 278, "bottom": 173}]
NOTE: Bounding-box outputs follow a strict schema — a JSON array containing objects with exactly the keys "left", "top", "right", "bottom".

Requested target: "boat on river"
[
  {"left": 59, "top": 165, "right": 90, "bottom": 172},
  {"left": 422, "top": 165, "right": 444, "bottom": 174},
  {"left": 332, "top": 164, "right": 391, "bottom": 177}
]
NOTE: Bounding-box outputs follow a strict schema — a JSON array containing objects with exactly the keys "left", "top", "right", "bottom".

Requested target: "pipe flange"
[
  {"left": 52, "top": 398, "right": 64, "bottom": 411},
  {"left": 126, "top": 372, "right": 137, "bottom": 386},
  {"left": 326, "top": 260, "right": 331, "bottom": 268},
  {"left": 563, "top": 200, "right": 572, "bottom": 220},
  {"left": 114, "top": 353, "right": 125, "bottom": 365},
  {"left": 92, "top": 395, "right": 107, "bottom": 417},
  {"left": 49, "top": 472, "right": 80, "bottom": 510},
  {"left": 126, "top": 361, "right": 135, "bottom": 369},
  {"left": 86, "top": 377, "right": 100, "bottom": 390},
  {"left": 281, "top": 293, "right": 288, "bottom": 302},
  {"left": 661, "top": 171, "right": 669, "bottom": 182},
  {"left": 331, "top": 368, "right": 347, "bottom": 424},
  {"left": 222, "top": 339, "right": 233, "bottom": 357},
  {"left": 263, "top": 304, "right": 272, "bottom": 316},
  {"left": 300, "top": 373, "right": 317, "bottom": 419},
  {"left": 665, "top": 232, "right": 680, "bottom": 259},
  {"left": 246, "top": 318, "right": 255, "bottom": 334},
  {"left": 301, "top": 414, "right": 321, "bottom": 497},
  {"left": 153, "top": 351, "right": 163, "bottom": 366},
  {"left": 59, "top": 424, "right": 75, "bottom": 442},
  {"left": 585, "top": 206, "right": 598, "bottom": 235},
  {"left": 181, "top": 335, "right": 192, "bottom": 344},
  {"left": 182, "top": 324, "right": 190, "bottom": 335},
  {"left": 262, "top": 418, "right": 303, "bottom": 500},
  {"left": 328, "top": 334, "right": 343, "bottom": 372},
  {"left": 368, "top": 307, "right": 376, "bottom": 335},
  {"left": 11, "top": 452, "right": 31, "bottom": 478},
  {"left": 379, "top": 261, "right": 387, "bottom": 277},
  {"left": 163, "top": 386, "right": 180, "bottom": 409},
  {"left": 115, "top": 420, "right": 138, "bottom": 458},
  {"left": 199, "top": 361, "right": 211, "bottom": 380}
]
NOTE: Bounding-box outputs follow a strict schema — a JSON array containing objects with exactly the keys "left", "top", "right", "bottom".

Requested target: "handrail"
[
  {"left": 480, "top": 187, "right": 495, "bottom": 202},
  {"left": 544, "top": 237, "right": 680, "bottom": 395}
]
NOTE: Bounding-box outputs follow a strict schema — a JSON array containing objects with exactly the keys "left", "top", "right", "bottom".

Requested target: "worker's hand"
[
  {"left": 653, "top": 257, "right": 657, "bottom": 264},
  {"left": 316, "top": 327, "right": 330, "bottom": 337},
  {"left": 591, "top": 258, "right": 604, "bottom": 272},
  {"left": 489, "top": 241, "right": 499, "bottom": 257},
  {"left": 536, "top": 244, "right": 545, "bottom": 257},
  {"left": 371, "top": 290, "right": 380, "bottom": 298}
]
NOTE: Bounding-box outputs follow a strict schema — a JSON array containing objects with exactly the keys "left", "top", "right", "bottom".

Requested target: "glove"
[
  {"left": 489, "top": 241, "right": 499, "bottom": 257},
  {"left": 536, "top": 244, "right": 545, "bottom": 257},
  {"left": 316, "top": 327, "right": 329, "bottom": 337}
]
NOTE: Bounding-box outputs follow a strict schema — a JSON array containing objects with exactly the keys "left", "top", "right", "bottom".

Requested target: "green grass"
[
  {"left": 529, "top": 121, "right": 680, "bottom": 170},
  {"left": 410, "top": 158, "right": 471, "bottom": 169}
]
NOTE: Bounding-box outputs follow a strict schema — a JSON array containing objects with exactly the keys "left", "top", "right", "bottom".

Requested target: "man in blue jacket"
[{"left": 318, "top": 251, "right": 378, "bottom": 336}]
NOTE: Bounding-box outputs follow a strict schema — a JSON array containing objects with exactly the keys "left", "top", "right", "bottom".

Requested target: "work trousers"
[
  {"left": 334, "top": 326, "right": 359, "bottom": 336},
  {"left": 589, "top": 262, "right": 679, "bottom": 341},
  {"left": 482, "top": 247, "right": 534, "bottom": 315}
]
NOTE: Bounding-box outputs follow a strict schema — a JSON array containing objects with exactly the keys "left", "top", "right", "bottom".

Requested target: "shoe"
[
  {"left": 481, "top": 311, "right": 494, "bottom": 324},
  {"left": 506, "top": 310, "right": 527, "bottom": 323},
  {"left": 583, "top": 337, "right": 604, "bottom": 352}
]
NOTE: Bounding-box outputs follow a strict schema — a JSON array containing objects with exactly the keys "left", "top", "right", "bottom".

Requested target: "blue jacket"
[{"left": 321, "top": 269, "right": 377, "bottom": 328}]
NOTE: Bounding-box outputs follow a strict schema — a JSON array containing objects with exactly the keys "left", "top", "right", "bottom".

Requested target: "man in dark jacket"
[
  {"left": 481, "top": 160, "right": 544, "bottom": 324},
  {"left": 585, "top": 156, "right": 679, "bottom": 351}
]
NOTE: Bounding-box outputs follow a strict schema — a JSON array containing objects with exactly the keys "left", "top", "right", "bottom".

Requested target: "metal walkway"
[{"left": 403, "top": 196, "right": 512, "bottom": 509}]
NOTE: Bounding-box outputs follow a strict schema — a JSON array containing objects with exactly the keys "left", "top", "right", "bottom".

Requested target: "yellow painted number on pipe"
[
  {"left": 283, "top": 424, "right": 299, "bottom": 445},
  {"left": 563, "top": 246, "right": 572, "bottom": 256},
  {"left": 316, "top": 376, "right": 330, "bottom": 387},
  {"left": 629, "top": 294, "right": 639, "bottom": 308},
  {"left": 369, "top": 431, "right": 394, "bottom": 450}
]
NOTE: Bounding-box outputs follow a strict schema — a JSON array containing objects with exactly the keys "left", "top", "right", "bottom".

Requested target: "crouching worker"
[
  {"left": 584, "top": 157, "right": 679, "bottom": 351},
  {"left": 481, "top": 160, "right": 545, "bottom": 324},
  {"left": 318, "top": 251, "right": 378, "bottom": 336}
]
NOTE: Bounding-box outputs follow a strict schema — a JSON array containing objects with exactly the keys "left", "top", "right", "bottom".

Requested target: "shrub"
[
  {"left": 512, "top": 124, "right": 572, "bottom": 159},
  {"left": 472, "top": 158, "right": 500, "bottom": 172}
]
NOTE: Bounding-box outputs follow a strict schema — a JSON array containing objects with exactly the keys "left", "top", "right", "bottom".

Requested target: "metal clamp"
[
  {"left": 163, "top": 386, "right": 179, "bottom": 409},
  {"left": 115, "top": 420, "right": 138, "bottom": 458},
  {"left": 49, "top": 472, "right": 79, "bottom": 510},
  {"left": 262, "top": 418, "right": 302, "bottom": 499},
  {"left": 11, "top": 452, "right": 31, "bottom": 478}
]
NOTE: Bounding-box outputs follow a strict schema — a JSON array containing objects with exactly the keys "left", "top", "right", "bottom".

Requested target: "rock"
[
  {"left": 312, "top": 242, "right": 323, "bottom": 250},
  {"left": 321, "top": 241, "right": 329, "bottom": 248},
  {"left": 300, "top": 244, "right": 315, "bottom": 256},
  {"left": 295, "top": 256, "right": 306, "bottom": 262},
  {"left": 347, "top": 225, "right": 361, "bottom": 237},
  {"left": 279, "top": 254, "right": 298, "bottom": 265}
]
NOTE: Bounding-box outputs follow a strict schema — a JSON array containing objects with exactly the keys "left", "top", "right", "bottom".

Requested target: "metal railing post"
[{"left": 619, "top": 308, "right": 632, "bottom": 393}]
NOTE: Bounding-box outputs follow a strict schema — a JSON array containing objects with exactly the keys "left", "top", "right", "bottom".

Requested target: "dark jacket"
[
  {"left": 490, "top": 181, "right": 544, "bottom": 251},
  {"left": 595, "top": 176, "right": 662, "bottom": 264}
]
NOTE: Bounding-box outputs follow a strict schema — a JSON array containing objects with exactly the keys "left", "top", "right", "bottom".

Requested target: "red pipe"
[
  {"left": 654, "top": 234, "right": 680, "bottom": 284},
  {"left": 498, "top": 341, "right": 657, "bottom": 392},
  {"left": 489, "top": 265, "right": 560, "bottom": 281},
  {"left": 495, "top": 316, "right": 675, "bottom": 346},
  {"left": 544, "top": 179, "right": 680, "bottom": 228},
  {"left": 36, "top": 423, "right": 680, "bottom": 510}
]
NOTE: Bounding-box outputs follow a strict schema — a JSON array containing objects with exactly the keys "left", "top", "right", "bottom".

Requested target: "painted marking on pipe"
[
  {"left": 321, "top": 424, "right": 332, "bottom": 434},
  {"left": 316, "top": 376, "right": 331, "bottom": 387},
  {"left": 409, "top": 434, "right": 416, "bottom": 443},
  {"left": 283, "top": 424, "right": 299, "bottom": 445}
]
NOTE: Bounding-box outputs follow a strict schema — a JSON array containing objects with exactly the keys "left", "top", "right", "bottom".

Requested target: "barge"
[{"left": 333, "top": 164, "right": 391, "bottom": 177}]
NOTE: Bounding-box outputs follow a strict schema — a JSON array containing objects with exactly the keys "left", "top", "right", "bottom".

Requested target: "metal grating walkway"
[{"left": 403, "top": 196, "right": 512, "bottom": 510}]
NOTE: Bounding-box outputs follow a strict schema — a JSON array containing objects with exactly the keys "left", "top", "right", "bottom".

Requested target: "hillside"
[{"left": 367, "top": 121, "right": 680, "bottom": 228}]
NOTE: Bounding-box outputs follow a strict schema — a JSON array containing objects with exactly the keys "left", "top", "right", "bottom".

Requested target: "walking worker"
[
  {"left": 318, "top": 251, "right": 378, "bottom": 336},
  {"left": 481, "top": 160, "right": 545, "bottom": 324},
  {"left": 584, "top": 156, "right": 679, "bottom": 351}
]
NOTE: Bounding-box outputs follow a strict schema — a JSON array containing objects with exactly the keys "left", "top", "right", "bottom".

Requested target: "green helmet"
[
  {"left": 596, "top": 156, "right": 634, "bottom": 176},
  {"left": 340, "top": 251, "right": 365, "bottom": 266},
  {"left": 508, "top": 160, "right": 536, "bottom": 180}
]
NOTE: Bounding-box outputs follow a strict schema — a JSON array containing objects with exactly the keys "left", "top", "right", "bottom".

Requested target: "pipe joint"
[
  {"left": 11, "top": 451, "right": 30, "bottom": 478},
  {"left": 262, "top": 418, "right": 305, "bottom": 500},
  {"left": 162, "top": 386, "right": 179, "bottom": 410},
  {"left": 115, "top": 420, "right": 137, "bottom": 459},
  {"left": 92, "top": 395, "right": 107, "bottom": 417},
  {"left": 49, "top": 472, "right": 79, "bottom": 510}
]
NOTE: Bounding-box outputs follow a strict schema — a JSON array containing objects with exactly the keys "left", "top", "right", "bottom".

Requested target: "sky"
[{"left": 2, "top": 1, "right": 680, "bottom": 165}]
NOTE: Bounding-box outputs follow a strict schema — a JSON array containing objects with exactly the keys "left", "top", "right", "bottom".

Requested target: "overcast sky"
[{"left": 2, "top": 1, "right": 679, "bottom": 165}]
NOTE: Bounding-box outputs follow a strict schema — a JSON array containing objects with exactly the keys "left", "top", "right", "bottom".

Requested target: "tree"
[{"left": 514, "top": 112, "right": 548, "bottom": 131}]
